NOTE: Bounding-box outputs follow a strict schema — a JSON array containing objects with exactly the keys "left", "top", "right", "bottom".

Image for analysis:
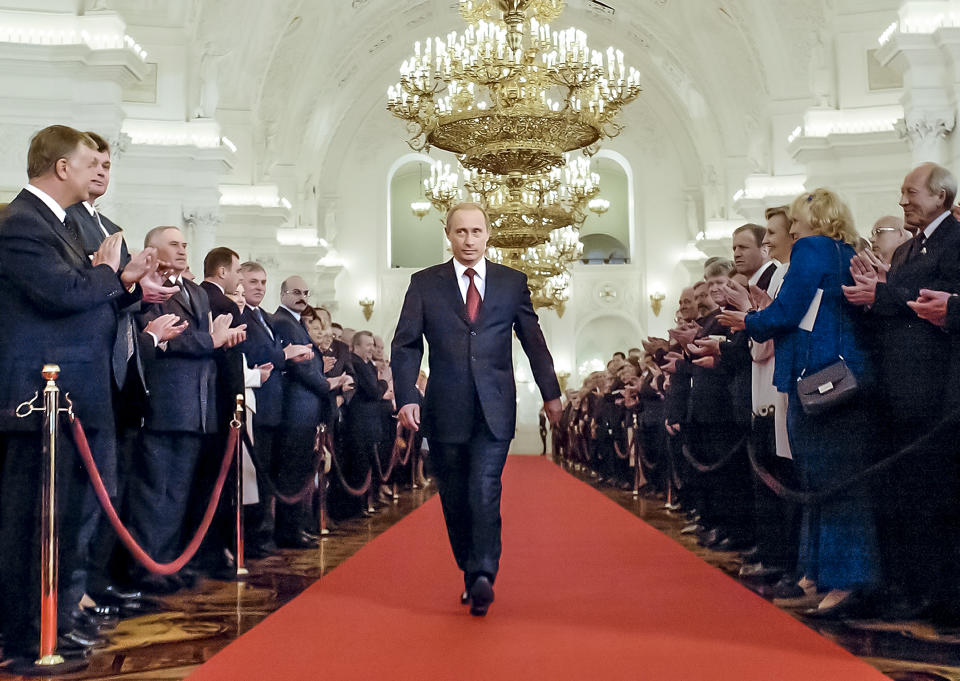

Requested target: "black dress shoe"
[
  {"left": 246, "top": 541, "right": 278, "bottom": 559},
  {"left": 714, "top": 536, "right": 753, "bottom": 552},
  {"left": 469, "top": 575, "right": 495, "bottom": 617},
  {"left": 61, "top": 627, "right": 105, "bottom": 648},
  {"left": 83, "top": 604, "right": 120, "bottom": 619},
  {"left": 91, "top": 584, "right": 142, "bottom": 602},
  {"left": 738, "top": 563, "right": 784, "bottom": 584},
  {"left": 137, "top": 574, "right": 181, "bottom": 595},
  {"left": 277, "top": 534, "right": 317, "bottom": 549},
  {"left": 460, "top": 590, "right": 470, "bottom": 605},
  {"left": 770, "top": 575, "right": 805, "bottom": 599}
]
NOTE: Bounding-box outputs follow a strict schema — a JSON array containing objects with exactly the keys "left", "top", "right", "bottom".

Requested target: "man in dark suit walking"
[{"left": 391, "top": 202, "right": 562, "bottom": 617}]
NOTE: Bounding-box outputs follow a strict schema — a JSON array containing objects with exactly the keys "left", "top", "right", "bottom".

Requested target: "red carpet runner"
[{"left": 188, "top": 457, "right": 888, "bottom": 681}]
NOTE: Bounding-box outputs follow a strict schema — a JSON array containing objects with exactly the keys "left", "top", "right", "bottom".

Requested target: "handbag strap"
[{"left": 800, "top": 239, "right": 847, "bottom": 378}]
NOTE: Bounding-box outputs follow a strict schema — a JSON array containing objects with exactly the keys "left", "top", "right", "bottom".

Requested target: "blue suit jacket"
[
  {"left": 391, "top": 259, "right": 561, "bottom": 443},
  {"left": 240, "top": 307, "right": 286, "bottom": 428},
  {"left": 0, "top": 189, "right": 127, "bottom": 432},
  {"left": 745, "top": 236, "right": 870, "bottom": 393},
  {"left": 270, "top": 306, "right": 330, "bottom": 427}
]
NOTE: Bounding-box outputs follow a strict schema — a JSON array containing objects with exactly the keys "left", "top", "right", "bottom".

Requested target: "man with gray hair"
[
  {"left": 844, "top": 162, "right": 960, "bottom": 621},
  {"left": 870, "top": 215, "right": 910, "bottom": 264}
]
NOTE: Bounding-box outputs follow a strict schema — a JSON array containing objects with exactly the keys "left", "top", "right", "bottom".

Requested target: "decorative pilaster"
[
  {"left": 182, "top": 207, "right": 221, "bottom": 275},
  {"left": 895, "top": 114, "right": 956, "bottom": 163}
]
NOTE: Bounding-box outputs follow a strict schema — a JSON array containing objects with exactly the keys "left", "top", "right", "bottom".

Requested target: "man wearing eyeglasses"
[
  {"left": 870, "top": 215, "right": 910, "bottom": 265},
  {"left": 271, "top": 276, "right": 332, "bottom": 548}
]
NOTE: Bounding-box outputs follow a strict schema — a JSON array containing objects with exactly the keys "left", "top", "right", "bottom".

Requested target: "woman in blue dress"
[{"left": 720, "top": 188, "right": 880, "bottom": 616}]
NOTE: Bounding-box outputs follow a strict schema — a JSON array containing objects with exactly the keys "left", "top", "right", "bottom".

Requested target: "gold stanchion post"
[{"left": 14, "top": 364, "right": 87, "bottom": 673}]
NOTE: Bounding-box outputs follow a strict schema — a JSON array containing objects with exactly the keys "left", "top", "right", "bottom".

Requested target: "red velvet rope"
[
  {"left": 70, "top": 417, "right": 237, "bottom": 575},
  {"left": 328, "top": 430, "right": 373, "bottom": 497}
]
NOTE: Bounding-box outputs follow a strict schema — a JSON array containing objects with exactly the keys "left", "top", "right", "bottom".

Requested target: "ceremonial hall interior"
[{"left": 3, "top": 0, "right": 960, "bottom": 679}]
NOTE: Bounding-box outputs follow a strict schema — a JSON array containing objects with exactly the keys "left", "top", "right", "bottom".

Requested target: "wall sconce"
[
  {"left": 649, "top": 291, "right": 666, "bottom": 316},
  {"left": 359, "top": 297, "right": 375, "bottom": 321}
]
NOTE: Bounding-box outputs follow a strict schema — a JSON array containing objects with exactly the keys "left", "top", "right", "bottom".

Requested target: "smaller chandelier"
[
  {"left": 588, "top": 196, "right": 609, "bottom": 215},
  {"left": 410, "top": 200, "right": 431, "bottom": 219}
]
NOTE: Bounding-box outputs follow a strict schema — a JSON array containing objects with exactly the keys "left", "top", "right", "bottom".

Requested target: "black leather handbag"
[
  {"left": 796, "top": 240, "right": 859, "bottom": 416},
  {"left": 796, "top": 357, "right": 858, "bottom": 415}
]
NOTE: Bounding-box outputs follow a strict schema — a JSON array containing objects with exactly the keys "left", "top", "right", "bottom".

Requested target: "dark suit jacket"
[
  {"left": 869, "top": 216, "right": 960, "bottom": 419},
  {"left": 271, "top": 306, "right": 331, "bottom": 428},
  {"left": 345, "top": 356, "right": 386, "bottom": 448},
  {"left": 65, "top": 202, "right": 130, "bottom": 266},
  {"left": 137, "top": 278, "right": 218, "bottom": 433},
  {"left": 0, "top": 189, "right": 127, "bottom": 432},
  {"left": 240, "top": 307, "right": 286, "bottom": 428},
  {"left": 200, "top": 281, "right": 246, "bottom": 428},
  {"left": 391, "top": 259, "right": 561, "bottom": 443}
]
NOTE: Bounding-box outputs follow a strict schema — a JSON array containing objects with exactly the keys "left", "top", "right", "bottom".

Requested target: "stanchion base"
[
  {"left": 6, "top": 654, "right": 88, "bottom": 675},
  {"left": 320, "top": 528, "right": 331, "bottom": 536},
  {"left": 632, "top": 491, "right": 639, "bottom": 497},
  {"left": 235, "top": 567, "right": 250, "bottom": 578}
]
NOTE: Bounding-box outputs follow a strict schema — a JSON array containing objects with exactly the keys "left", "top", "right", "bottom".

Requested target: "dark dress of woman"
[{"left": 744, "top": 235, "right": 880, "bottom": 592}]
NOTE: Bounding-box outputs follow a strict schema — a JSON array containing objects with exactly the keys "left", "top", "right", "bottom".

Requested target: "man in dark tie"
[
  {"left": 391, "top": 202, "right": 563, "bottom": 617},
  {"left": 0, "top": 125, "right": 162, "bottom": 659},
  {"left": 129, "top": 227, "right": 245, "bottom": 593},
  {"left": 271, "top": 276, "right": 341, "bottom": 547},
  {"left": 843, "top": 162, "right": 960, "bottom": 620},
  {"left": 237, "top": 262, "right": 314, "bottom": 555}
]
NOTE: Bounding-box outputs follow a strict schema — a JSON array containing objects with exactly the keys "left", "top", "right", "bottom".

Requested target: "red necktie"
[{"left": 465, "top": 267, "right": 481, "bottom": 323}]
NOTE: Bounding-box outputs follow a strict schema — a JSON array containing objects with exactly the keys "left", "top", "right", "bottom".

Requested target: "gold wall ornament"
[
  {"left": 649, "top": 291, "right": 666, "bottom": 316},
  {"left": 387, "top": 0, "right": 642, "bottom": 176},
  {"left": 359, "top": 297, "right": 375, "bottom": 321}
]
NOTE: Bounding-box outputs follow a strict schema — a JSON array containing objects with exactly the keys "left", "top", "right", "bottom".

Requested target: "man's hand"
[
  {"left": 544, "top": 397, "right": 562, "bottom": 426},
  {"left": 92, "top": 233, "right": 123, "bottom": 272},
  {"left": 322, "top": 356, "right": 337, "bottom": 373},
  {"left": 144, "top": 313, "right": 188, "bottom": 342},
  {"left": 908, "top": 288, "right": 952, "bottom": 327},
  {"left": 854, "top": 249, "right": 890, "bottom": 283},
  {"left": 662, "top": 351, "right": 683, "bottom": 374},
  {"left": 717, "top": 309, "right": 747, "bottom": 331},
  {"left": 328, "top": 374, "right": 354, "bottom": 390},
  {"left": 139, "top": 269, "right": 178, "bottom": 304},
  {"left": 688, "top": 337, "right": 721, "bottom": 357},
  {"left": 119, "top": 247, "right": 157, "bottom": 287},
  {"left": 283, "top": 344, "right": 314, "bottom": 362},
  {"left": 723, "top": 278, "right": 751, "bottom": 312},
  {"left": 748, "top": 285, "right": 773, "bottom": 310},
  {"left": 256, "top": 362, "right": 274, "bottom": 384},
  {"left": 692, "top": 355, "right": 717, "bottom": 369},
  {"left": 210, "top": 313, "right": 246, "bottom": 348},
  {"left": 841, "top": 271, "right": 878, "bottom": 306},
  {"left": 665, "top": 419, "right": 680, "bottom": 436},
  {"left": 398, "top": 403, "right": 420, "bottom": 431},
  {"left": 668, "top": 322, "right": 699, "bottom": 348}
]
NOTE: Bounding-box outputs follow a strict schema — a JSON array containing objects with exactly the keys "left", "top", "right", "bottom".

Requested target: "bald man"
[{"left": 870, "top": 215, "right": 910, "bottom": 264}]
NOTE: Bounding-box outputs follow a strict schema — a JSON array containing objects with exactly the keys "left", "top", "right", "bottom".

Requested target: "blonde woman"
[{"left": 719, "top": 188, "right": 880, "bottom": 618}]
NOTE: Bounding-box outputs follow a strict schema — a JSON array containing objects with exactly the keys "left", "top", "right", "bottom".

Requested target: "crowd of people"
[
  {"left": 0, "top": 125, "right": 417, "bottom": 664},
  {"left": 554, "top": 161, "right": 960, "bottom": 626}
]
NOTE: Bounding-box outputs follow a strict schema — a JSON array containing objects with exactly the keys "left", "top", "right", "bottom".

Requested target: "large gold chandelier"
[{"left": 387, "top": 0, "right": 642, "bottom": 177}]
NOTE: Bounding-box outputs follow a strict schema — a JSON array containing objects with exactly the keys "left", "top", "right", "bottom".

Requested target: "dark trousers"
[
  {"left": 750, "top": 413, "right": 799, "bottom": 572},
  {"left": 431, "top": 417, "right": 510, "bottom": 584},
  {"left": 0, "top": 431, "right": 88, "bottom": 653},
  {"left": 275, "top": 426, "right": 316, "bottom": 541},
  {"left": 246, "top": 425, "right": 277, "bottom": 546},
  {"left": 127, "top": 430, "right": 203, "bottom": 570}
]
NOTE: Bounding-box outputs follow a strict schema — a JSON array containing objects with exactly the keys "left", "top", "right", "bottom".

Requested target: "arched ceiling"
[{"left": 168, "top": 0, "right": 832, "bottom": 185}]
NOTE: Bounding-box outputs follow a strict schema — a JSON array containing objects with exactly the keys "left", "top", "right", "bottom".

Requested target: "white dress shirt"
[
  {"left": 24, "top": 184, "right": 66, "bottom": 223},
  {"left": 82, "top": 201, "right": 110, "bottom": 238},
  {"left": 279, "top": 303, "right": 301, "bottom": 322},
  {"left": 923, "top": 210, "right": 951, "bottom": 240},
  {"left": 452, "top": 257, "right": 486, "bottom": 303}
]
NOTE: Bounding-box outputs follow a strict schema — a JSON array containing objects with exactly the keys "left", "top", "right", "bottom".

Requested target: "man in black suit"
[
  {"left": 0, "top": 125, "right": 165, "bottom": 658},
  {"left": 129, "top": 227, "right": 245, "bottom": 592},
  {"left": 237, "top": 262, "right": 313, "bottom": 554},
  {"left": 392, "top": 202, "right": 562, "bottom": 617},
  {"left": 845, "top": 162, "right": 960, "bottom": 619},
  {"left": 271, "top": 276, "right": 340, "bottom": 547},
  {"left": 345, "top": 331, "right": 387, "bottom": 511},
  {"left": 63, "top": 131, "right": 176, "bottom": 613}
]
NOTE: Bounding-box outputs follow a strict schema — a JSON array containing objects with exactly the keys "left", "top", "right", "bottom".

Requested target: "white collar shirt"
[
  {"left": 280, "top": 303, "right": 301, "bottom": 322},
  {"left": 452, "top": 257, "right": 486, "bottom": 304},
  {"left": 83, "top": 200, "right": 110, "bottom": 237},
  {"left": 923, "top": 210, "right": 951, "bottom": 240},
  {"left": 747, "top": 259, "right": 778, "bottom": 288},
  {"left": 24, "top": 184, "right": 66, "bottom": 223}
]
